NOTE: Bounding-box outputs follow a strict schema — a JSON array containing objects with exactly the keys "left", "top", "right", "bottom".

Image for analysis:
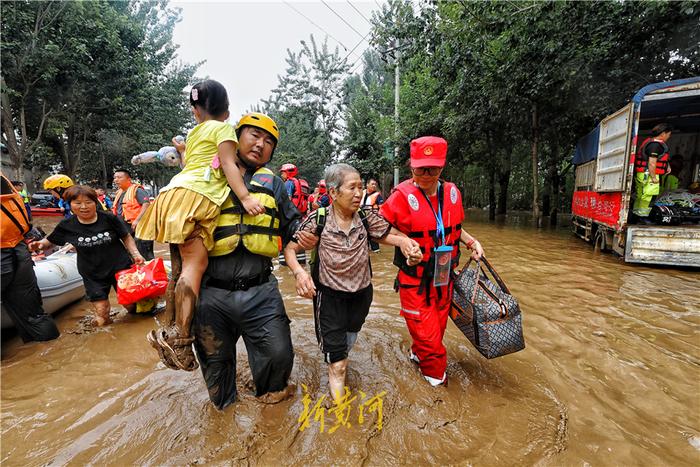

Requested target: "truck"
[{"left": 571, "top": 77, "right": 700, "bottom": 267}]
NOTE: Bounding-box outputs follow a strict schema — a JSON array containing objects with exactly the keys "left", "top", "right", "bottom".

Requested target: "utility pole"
[{"left": 393, "top": 40, "right": 400, "bottom": 188}]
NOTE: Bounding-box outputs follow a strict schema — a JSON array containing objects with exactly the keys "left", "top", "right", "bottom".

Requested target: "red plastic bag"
[{"left": 115, "top": 258, "right": 168, "bottom": 305}]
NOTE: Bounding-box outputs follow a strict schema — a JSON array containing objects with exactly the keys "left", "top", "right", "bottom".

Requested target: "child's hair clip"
[{"left": 191, "top": 88, "right": 199, "bottom": 102}]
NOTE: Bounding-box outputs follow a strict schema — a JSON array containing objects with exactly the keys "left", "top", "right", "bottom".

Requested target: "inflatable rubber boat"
[
  {"left": 1, "top": 249, "right": 85, "bottom": 329},
  {"left": 30, "top": 206, "right": 64, "bottom": 217}
]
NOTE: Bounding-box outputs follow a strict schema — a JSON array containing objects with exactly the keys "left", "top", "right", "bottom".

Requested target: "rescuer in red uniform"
[{"left": 380, "top": 136, "right": 484, "bottom": 386}]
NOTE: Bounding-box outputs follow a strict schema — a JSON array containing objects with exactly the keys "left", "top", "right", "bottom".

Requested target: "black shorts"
[
  {"left": 83, "top": 274, "right": 118, "bottom": 302},
  {"left": 313, "top": 283, "right": 373, "bottom": 364}
]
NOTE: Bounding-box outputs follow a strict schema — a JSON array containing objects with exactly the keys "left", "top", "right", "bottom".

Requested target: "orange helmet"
[{"left": 280, "top": 163, "right": 298, "bottom": 178}]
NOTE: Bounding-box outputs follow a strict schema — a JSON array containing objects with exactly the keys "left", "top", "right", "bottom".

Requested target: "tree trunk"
[
  {"left": 542, "top": 175, "right": 551, "bottom": 217},
  {"left": 530, "top": 102, "right": 541, "bottom": 225},
  {"left": 549, "top": 141, "right": 561, "bottom": 227},
  {"left": 549, "top": 167, "right": 560, "bottom": 227},
  {"left": 497, "top": 147, "right": 511, "bottom": 215},
  {"left": 488, "top": 165, "right": 496, "bottom": 221}
]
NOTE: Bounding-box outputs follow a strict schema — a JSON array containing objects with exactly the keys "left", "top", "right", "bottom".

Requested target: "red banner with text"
[{"left": 572, "top": 191, "right": 623, "bottom": 228}]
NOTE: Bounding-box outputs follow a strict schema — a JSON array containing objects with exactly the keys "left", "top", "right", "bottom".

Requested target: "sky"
[{"left": 171, "top": 1, "right": 383, "bottom": 118}]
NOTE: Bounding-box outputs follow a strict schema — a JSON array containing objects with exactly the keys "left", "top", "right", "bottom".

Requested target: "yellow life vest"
[{"left": 210, "top": 167, "right": 281, "bottom": 258}]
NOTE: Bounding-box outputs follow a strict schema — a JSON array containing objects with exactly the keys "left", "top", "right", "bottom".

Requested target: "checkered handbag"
[{"left": 450, "top": 256, "right": 525, "bottom": 359}]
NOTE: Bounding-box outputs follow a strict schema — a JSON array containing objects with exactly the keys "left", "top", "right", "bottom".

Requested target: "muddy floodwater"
[{"left": 2, "top": 212, "right": 699, "bottom": 465}]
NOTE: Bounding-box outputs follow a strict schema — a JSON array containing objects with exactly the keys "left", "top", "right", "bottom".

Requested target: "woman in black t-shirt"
[{"left": 29, "top": 185, "right": 145, "bottom": 326}]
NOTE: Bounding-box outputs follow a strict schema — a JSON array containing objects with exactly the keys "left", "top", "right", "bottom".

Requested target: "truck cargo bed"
[{"left": 624, "top": 225, "right": 700, "bottom": 267}]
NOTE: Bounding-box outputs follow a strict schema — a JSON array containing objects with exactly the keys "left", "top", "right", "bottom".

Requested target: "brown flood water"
[{"left": 2, "top": 212, "right": 699, "bottom": 465}]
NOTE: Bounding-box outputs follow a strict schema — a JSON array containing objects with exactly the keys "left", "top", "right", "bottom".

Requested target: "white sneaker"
[
  {"left": 409, "top": 350, "right": 420, "bottom": 364},
  {"left": 423, "top": 373, "right": 447, "bottom": 387}
]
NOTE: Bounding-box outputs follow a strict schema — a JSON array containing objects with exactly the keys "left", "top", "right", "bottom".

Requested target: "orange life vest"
[
  {"left": 392, "top": 180, "right": 464, "bottom": 286},
  {"left": 112, "top": 184, "right": 143, "bottom": 223},
  {"left": 634, "top": 137, "right": 670, "bottom": 175},
  {"left": 362, "top": 190, "right": 381, "bottom": 210},
  {"left": 1, "top": 176, "right": 31, "bottom": 248}
]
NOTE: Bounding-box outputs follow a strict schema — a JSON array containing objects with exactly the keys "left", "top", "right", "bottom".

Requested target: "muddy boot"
[{"left": 155, "top": 324, "right": 198, "bottom": 371}]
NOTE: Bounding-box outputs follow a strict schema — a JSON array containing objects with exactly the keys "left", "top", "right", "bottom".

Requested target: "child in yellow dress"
[{"left": 138, "top": 79, "right": 264, "bottom": 370}]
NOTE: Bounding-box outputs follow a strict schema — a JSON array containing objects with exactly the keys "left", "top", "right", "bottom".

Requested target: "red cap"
[{"left": 410, "top": 136, "right": 447, "bottom": 168}]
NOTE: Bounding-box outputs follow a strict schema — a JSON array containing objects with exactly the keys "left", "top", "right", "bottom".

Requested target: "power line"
[
  {"left": 347, "top": 1, "right": 372, "bottom": 26},
  {"left": 342, "top": 31, "right": 373, "bottom": 63},
  {"left": 348, "top": 60, "right": 364, "bottom": 76},
  {"left": 321, "top": 0, "right": 368, "bottom": 41},
  {"left": 283, "top": 1, "right": 350, "bottom": 51}
]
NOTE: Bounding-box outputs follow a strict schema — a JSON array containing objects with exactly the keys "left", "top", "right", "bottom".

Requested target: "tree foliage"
[
  {"left": 1, "top": 0, "right": 196, "bottom": 189},
  {"left": 338, "top": 0, "right": 700, "bottom": 221},
  {"left": 262, "top": 36, "right": 349, "bottom": 184}
]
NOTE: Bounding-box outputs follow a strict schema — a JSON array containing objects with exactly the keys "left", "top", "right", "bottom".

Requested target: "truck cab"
[{"left": 571, "top": 78, "right": 700, "bottom": 267}]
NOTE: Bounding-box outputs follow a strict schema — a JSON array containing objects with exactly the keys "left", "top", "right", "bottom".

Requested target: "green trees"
[
  {"left": 1, "top": 0, "right": 195, "bottom": 188},
  {"left": 342, "top": 0, "right": 699, "bottom": 221},
  {"left": 262, "top": 36, "right": 348, "bottom": 184}
]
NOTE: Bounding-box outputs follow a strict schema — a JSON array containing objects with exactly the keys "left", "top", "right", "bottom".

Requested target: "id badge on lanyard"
[{"left": 433, "top": 244, "right": 452, "bottom": 286}]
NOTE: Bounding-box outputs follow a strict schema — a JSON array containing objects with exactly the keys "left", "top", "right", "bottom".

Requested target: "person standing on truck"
[
  {"left": 661, "top": 154, "right": 684, "bottom": 192},
  {"left": 633, "top": 123, "right": 673, "bottom": 221}
]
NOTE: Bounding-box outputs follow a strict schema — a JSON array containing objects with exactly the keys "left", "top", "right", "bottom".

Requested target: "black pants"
[
  {"left": 313, "top": 283, "right": 373, "bottom": 363},
  {"left": 130, "top": 225, "right": 154, "bottom": 260},
  {"left": 1, "top": 243, "right": 60, "bottom": 342},
  {"left": 192, "top": 275, "right": 294, "bottom": 410}
]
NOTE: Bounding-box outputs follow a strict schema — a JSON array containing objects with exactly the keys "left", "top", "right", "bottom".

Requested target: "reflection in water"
[{"left": 2, "top": 211, "right": 699, "bottom": 465}]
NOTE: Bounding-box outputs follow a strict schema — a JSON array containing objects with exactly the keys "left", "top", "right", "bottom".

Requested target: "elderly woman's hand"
[
  {"left": 296, "top": 231, "right": 319, "bottom": 250},
  {"left": 399, "top": 237, "right": 419, "bottom": 259},
  {"left": 294, "top": 269, "right": 316, "bottom": 298}
]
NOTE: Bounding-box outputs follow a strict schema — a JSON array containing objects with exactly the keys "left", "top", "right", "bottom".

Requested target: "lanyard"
[{"left": 418, "top": 182, "right": 445, "bottom": 246}]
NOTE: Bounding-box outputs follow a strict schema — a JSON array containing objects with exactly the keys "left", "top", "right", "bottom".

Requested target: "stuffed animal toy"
[{"left": 131, "top": 136, "right": 184, "bottom": 168}]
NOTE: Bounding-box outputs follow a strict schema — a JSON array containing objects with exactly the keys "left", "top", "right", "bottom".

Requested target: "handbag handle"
[
  {"left": 459, "top": 256, "right": 511, "bottom": 307},
  {"left": 479, "top": 256, "right": 511, "bottom": 295},
  {"left": 461, "top": 256, "right": 504, "bottom": 290}
]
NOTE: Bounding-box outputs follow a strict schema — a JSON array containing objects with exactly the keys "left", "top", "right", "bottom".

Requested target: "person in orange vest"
[
  {"left": 0, "top": 173, "right": 60, "bottom": 342},
  {"left": 632, "top": 123, "right": 673, "bottom": 221},
  {"left": 380, "top": 136, "right": 484, "bottom": 387},
  {"left": 361, "top": 177, "right": 384, "bottom": 212},
  {"left": 112, "top": 169, "right": 154, "bottom": 260},
  {"left": 362, "top": 177, "right": 384, "bottom": 253}
]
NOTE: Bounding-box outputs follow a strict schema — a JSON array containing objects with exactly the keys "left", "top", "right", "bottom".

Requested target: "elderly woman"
[
  {"left": 380, "top": 136, "right": 484, "bottom": 387},
  {"left": 284, "top": 163, "right": 421, "bottom": 403},
  {"left": 29, "top": 185, "right": 145, "bottom": 325}
]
